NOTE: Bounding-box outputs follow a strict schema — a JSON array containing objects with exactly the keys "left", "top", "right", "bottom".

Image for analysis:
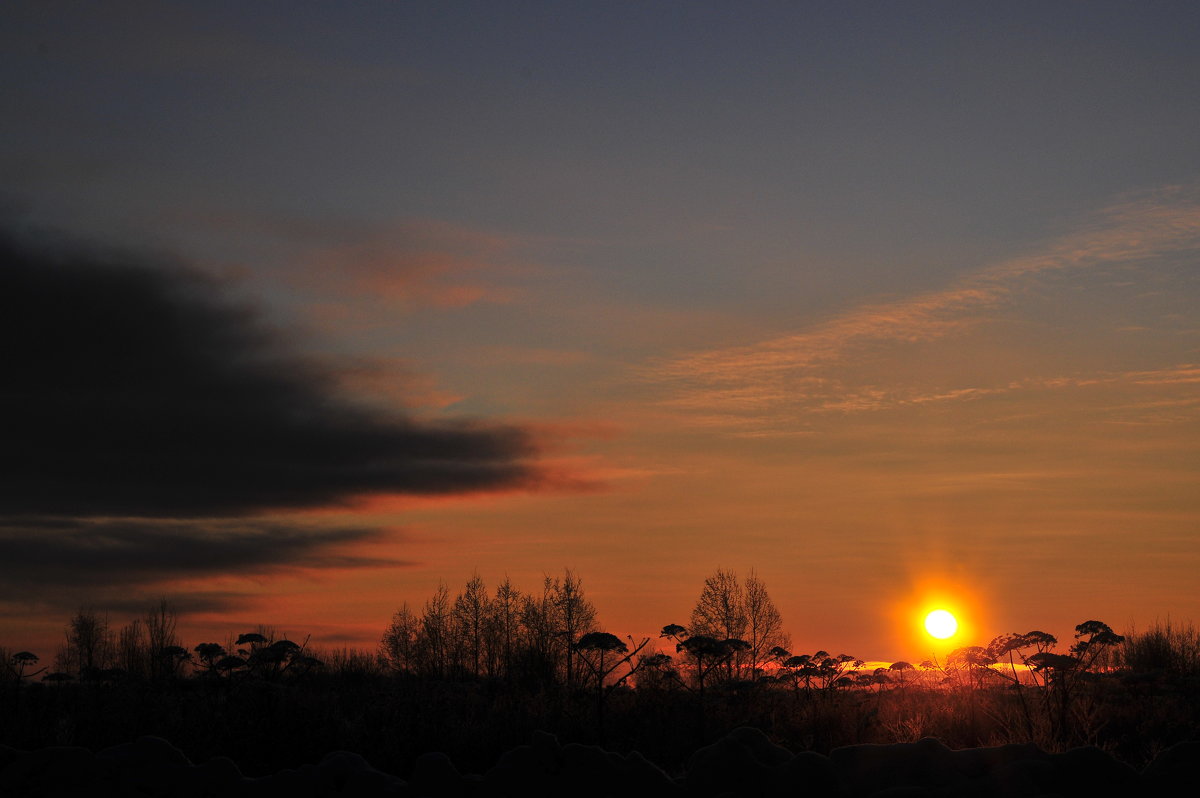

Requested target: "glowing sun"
[{"left": 924, "top": 609, "right": 958, "bottom": 639}]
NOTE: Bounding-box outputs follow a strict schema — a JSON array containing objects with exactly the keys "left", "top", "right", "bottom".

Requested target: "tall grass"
[{"left": 1118, "top": 619, "right": 1200, "bottom": 676}]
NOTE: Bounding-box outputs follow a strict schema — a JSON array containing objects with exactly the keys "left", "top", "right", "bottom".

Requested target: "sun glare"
[{"left": 924, "top": 609, "right": 958, "bottom": 640}]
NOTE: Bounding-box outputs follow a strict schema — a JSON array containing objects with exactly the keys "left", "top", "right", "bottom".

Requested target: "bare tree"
[
  {"left": 554, "top": 569, "right": 597, "bottom": 687},
  {"left": 690, "top": 568, "right": 748, "bottom": 640},
  {"left": 743, "top": 569, "right": 789, "bottom": 678},
  {"left": 690, "top": 568, "right": 748, "bottom": 679},
  {"left": 491, "top": 576, "right": 522, "bottom": 677},
  {"left": 421, "top": 583, "right": 452, "bottom": 678},
  {"left": 380, "top": 602, "right": 420, "bottom": 673},
  {"left": 58, "top": 608, "right": 115, "bottom": 677},
  {"left": 518, "top": 576, "right": 561, "bottom": 685},
  {"left": 453, "top": 572, "right": 489, "bottom": 676},
  {"left": 145, "top": 598, "right": 180, "bottom": 679},
  {"left": 117, "top": 618, "right": 149, "bottom": 678},
  {"left": 381, "top": 570, "right": 597, "bottom": 686}
]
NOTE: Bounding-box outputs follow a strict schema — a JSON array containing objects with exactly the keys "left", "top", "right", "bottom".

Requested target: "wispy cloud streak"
[{"left": 649, "top": 186, "right": 1200, "bottom": 432}]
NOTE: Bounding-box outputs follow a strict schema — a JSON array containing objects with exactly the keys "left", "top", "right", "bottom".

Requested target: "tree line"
[
  {"left": 3, "top": 568, "right": 1198, "bottom": 768},
  {"left": 3, "top": 598, "right": 190, "bottom": 684},
  {"left": 377, "top": 567, "right": 791, "bottom": 689},
  {"left": 0, "top": 566, "right": 1183, "bottom": 700},
  {"left": 1, "top": 567, "right": 790, "bottom": 688}
]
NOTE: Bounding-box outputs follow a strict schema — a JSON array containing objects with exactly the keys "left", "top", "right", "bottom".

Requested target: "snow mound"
[
  {"left": 830, "top": 736, "right": 1142, "bottom": 797},
  {"left": 0, "top": 729, "right": 1189, "bottom": 797},
  {"left": 685, "top": 726, "right": 836, "bottom": 797},
  {"left": 484, "top": 729, "right": 679, "bottom": 797}
]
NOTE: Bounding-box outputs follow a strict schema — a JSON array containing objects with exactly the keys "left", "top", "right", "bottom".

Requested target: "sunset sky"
[{"left": 3, "top": 2, "right": 1199, "bottom": 663}]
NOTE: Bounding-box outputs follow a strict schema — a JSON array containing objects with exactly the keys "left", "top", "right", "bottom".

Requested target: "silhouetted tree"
[
  {"left": 57, "top": 608, "right": 115, "bottom": 677},
  {"left": 236, "top": 632, "right": 269, "bottom": 656},
  {"left": 888, "top": 660, "right": 913, "bottom": 686},
  {"left": 778, "top": 650, "right": 863, "bottom": 695},
  {"left": 811, "top": 651, "right": 861, "bottom": 691},
  {"left": 145, "top": 598, "right": 181, "bottom": 680},
  {"left": 253, "top": 639, "right": 300, "bottom": 677},
  {"left": 238, "top": 631, "right": 309, "bottom": 678},
  {"left": 1070, "top": 620, "right": 1124, "bottom": 670},
  {"left": 861, "top": 667, "right": 892, "bottom": 691},
  {"left": 660, "top": 624, "right": 687, "bottom": 641},
  {"left": 689, "top": 568, "right": 748, "bottom": 679},
  {"left": 215, "top": 655, "right": 246, "bottom": 678},
  {"left": 421, "top": 583, "right": 453, "bottom": 678},
  {"left": 1022, "top": 620, "right": 1124, "bottom": 743},
  {"left": 491, "top": 576, "right": 522, "bottom": 677},
  {"left": 723, "top": 637, "right": 752, "bottom": 665},
  {"left": 633, "top": 652, "right": 678, "bottom": 690},
  {"left": 117, "top": 618, "right": 149, "bottom": 678},
  {"left": 743, "top": 569, "right": 790, "bottom": 677},
  {"left": 780, "top": 653, "right": 814, "bottom": 695},
  {"left": 553, "top": 569, "right": 597, "bottom": 687},
  {"left": 517, "top": 577, "right": 560, "bottom": 686},
  {"left": 380, "top": 602, "right": 420, "bottom": 674},
  {"left": 676, "top": 635, "right": 736, "bottom": 696},
  {"left": 9, "top": 651, "right": 45, "bottom": 683},
  {"left": 453, "top": 573, "right": 489, "bottom": 676},
  {"left": 988, "top": 631, "right": 1058, "bottom": 687},
  {"left": 377, "top": 570, "right": 602, "bottom": 686},
  {"left": 193, "top": 643, "right": 227, "bottom": 676},
  {"left": 986, "top": 630, "right": 1058, "bottom": 738},
  {"left": 947, "top": 645, "right": 996, "bottom": 689},
  {"left": 160, "top": 645, "right": 190, "bottom": 678}
]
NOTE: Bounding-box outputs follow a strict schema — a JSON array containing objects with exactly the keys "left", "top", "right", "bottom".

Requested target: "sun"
[{"left": 924, "top": 609, "right": 958, "bottom": 639}]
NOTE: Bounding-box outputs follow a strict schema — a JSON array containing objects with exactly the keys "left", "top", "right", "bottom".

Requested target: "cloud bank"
[
  {"left": 0, "top": 227, "right": 539, "bottom": 600},
  {"left": 1, "top": 228, "right": 537, "bottom": 517}
]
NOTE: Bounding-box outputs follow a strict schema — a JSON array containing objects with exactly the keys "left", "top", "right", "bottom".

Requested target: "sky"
[{"left": 2, "top": 1, "right": 1199, "bottom": 663}]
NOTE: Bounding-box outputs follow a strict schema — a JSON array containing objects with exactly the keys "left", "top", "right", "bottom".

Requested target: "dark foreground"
[{"left": 2, "top": 727, "right": 1196, "bottom": 798}]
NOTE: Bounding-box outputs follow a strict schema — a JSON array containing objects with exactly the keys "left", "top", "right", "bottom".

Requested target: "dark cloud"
[
  {"left": 95, "top": 590, "right": 257, "bottom": 616},
  {"left": 0, "top": 225, "right": 539, "bottom": 609},
  {"left": 0, "top": 228, "right": 538, "bottom": 518},
  {"left": 0, "top": 587, "right": 256, "bottom": 618},
  {"left": 0, "top": 519, "right": 409, "bottom": 591}
]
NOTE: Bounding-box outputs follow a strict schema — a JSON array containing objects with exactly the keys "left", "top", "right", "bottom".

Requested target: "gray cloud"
[
  {"left": 1, "top": 227, "right": 538, "bottom": 518},
  {"left": 0, "top": 587, "right": 256, "bottom": 619},
  {"left": 0, "top": 224, "right": 538, "bottom": 600},
  {"left": 0, "top": 519, "right": 409, "bottom": 591}
]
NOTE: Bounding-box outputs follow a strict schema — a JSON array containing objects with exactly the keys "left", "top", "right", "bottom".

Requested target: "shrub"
[{"left": 1118, "top": 619, "right": 1200, "bottom": 677}]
